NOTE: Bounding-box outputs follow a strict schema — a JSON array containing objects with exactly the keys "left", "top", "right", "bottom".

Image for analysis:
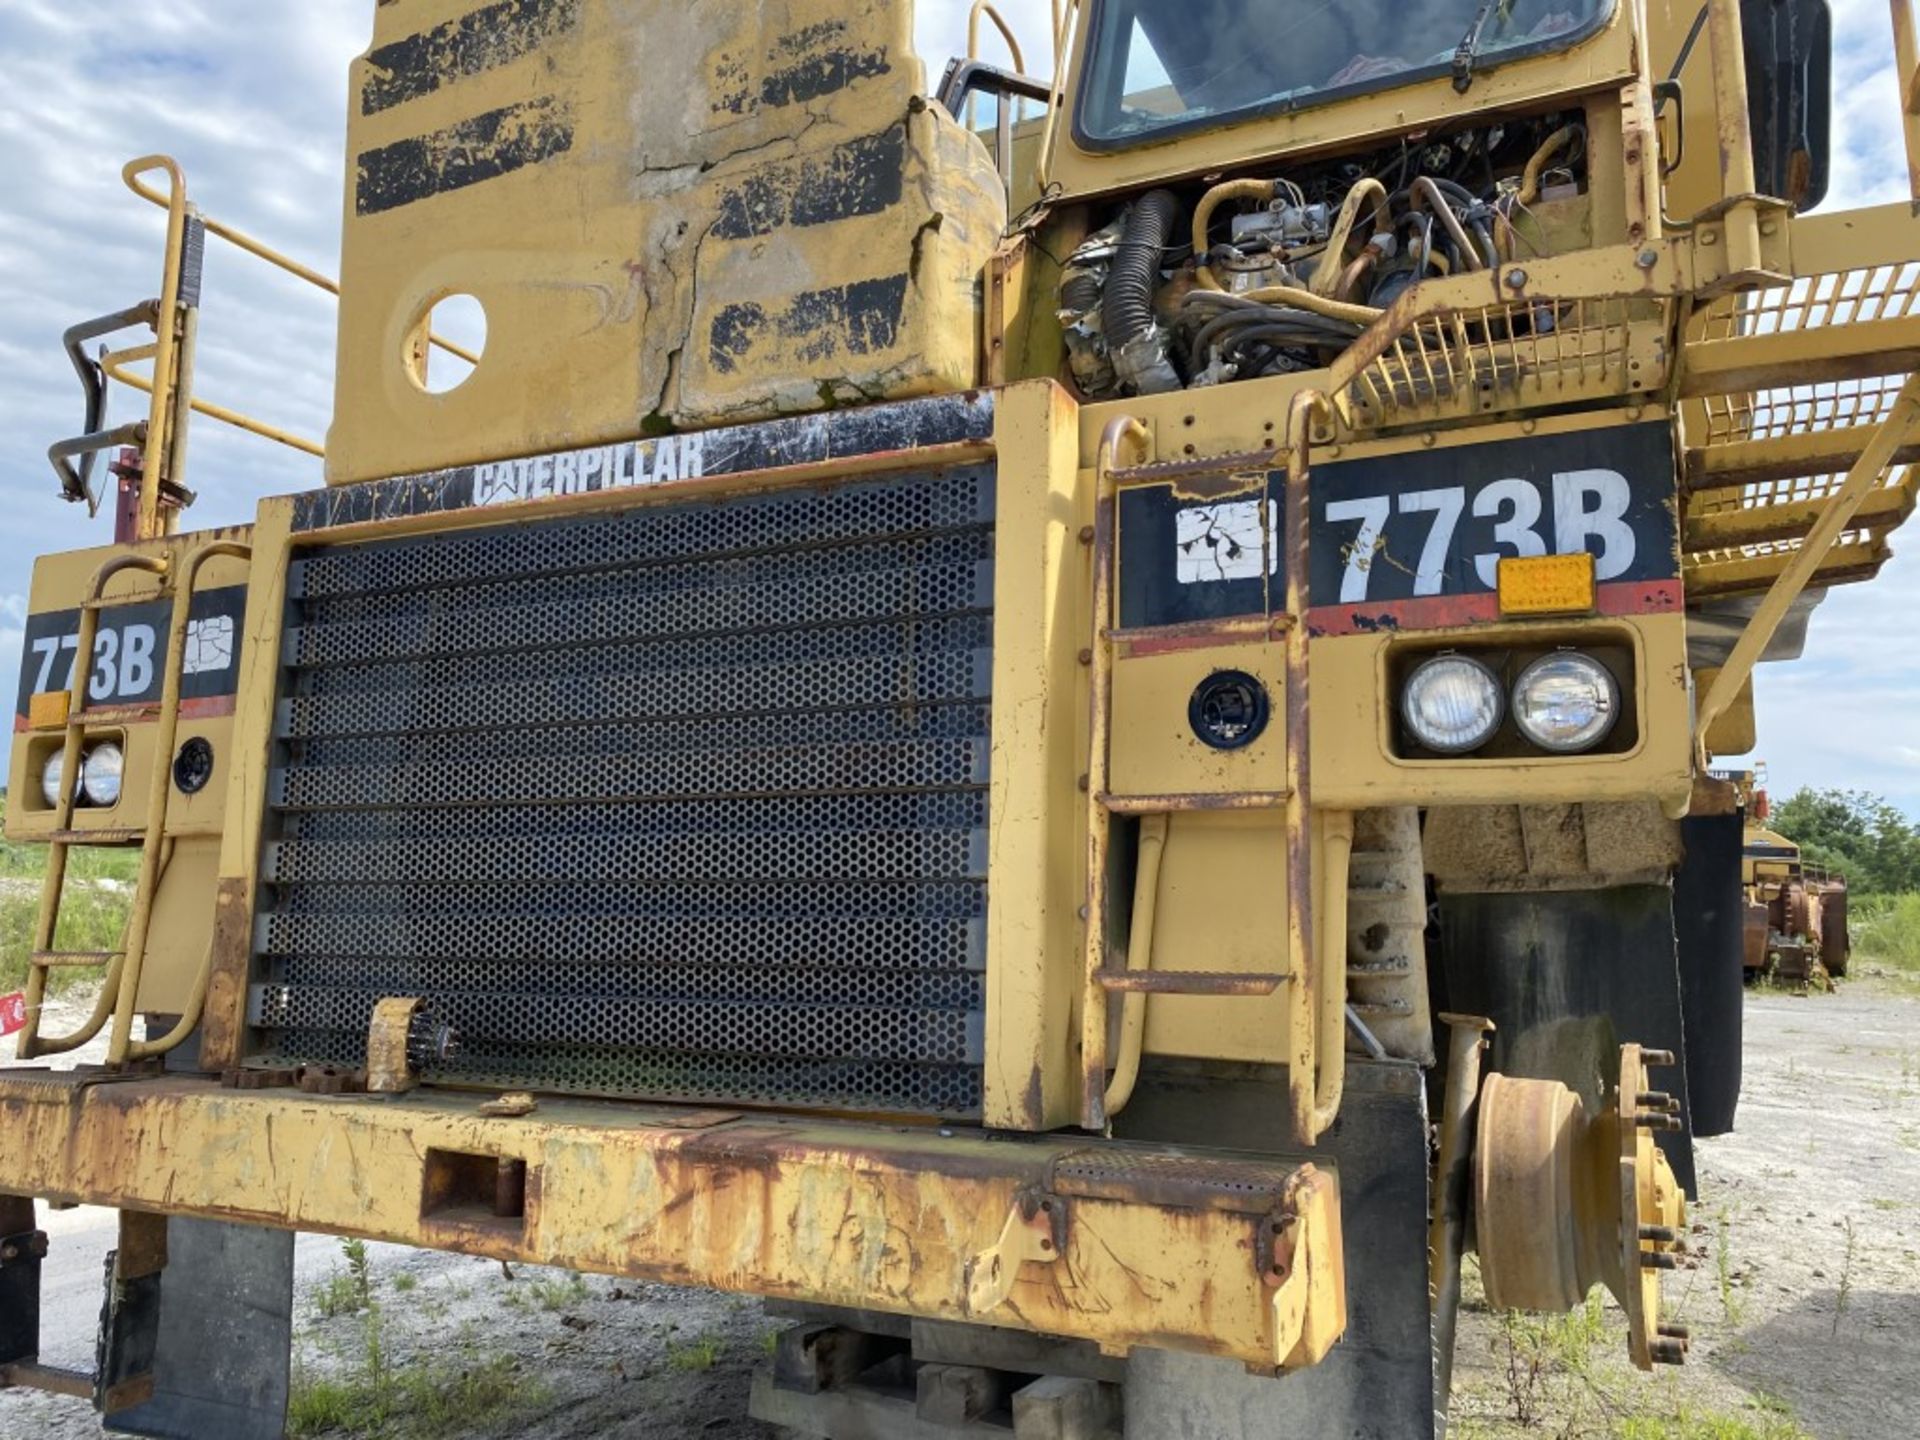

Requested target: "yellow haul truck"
[{"left": 3, "top": 0, "right": 1916, "bottom": 1435}]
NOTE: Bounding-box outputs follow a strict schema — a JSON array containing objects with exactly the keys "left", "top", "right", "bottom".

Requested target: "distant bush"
[{"left": 1853, "top": 893, "right": 1920, "bottom": 971}]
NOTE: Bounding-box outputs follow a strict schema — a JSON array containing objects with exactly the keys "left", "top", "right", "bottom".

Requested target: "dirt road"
[{"left": 4, "top": 983, "right": 1917, "bottom": 1439}]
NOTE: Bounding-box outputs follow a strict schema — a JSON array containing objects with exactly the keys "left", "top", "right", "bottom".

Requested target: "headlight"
[
  {"left": 1512, "top": 653, "right": 1619, "bottom": 754},
  {"left": 1401, "top": 655, "right": 1504, "bottom": 755},
  {"left": 39, "top": 751, "right": 67, "bottom": 808},
  {"left": 81, "top": 743, "right": 125, "bottom": 807}
]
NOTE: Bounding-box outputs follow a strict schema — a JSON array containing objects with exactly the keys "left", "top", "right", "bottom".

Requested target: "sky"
[{"left": 0, "top": 0, "right": 1914, "bottom": 817}]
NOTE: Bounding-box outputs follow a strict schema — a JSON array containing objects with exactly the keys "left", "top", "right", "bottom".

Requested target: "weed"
[
  {"left": 1714, "top": 1208, "right": 1746, "bottom": 1327},
  {"left": 314, "top": 1238, "right": 375, "bottom": 1320},
  {"left": 1834, "top": 1217, "right": 1857, "bottom": 1336},
  {"left": 759, "top": 1328, "right": 782, "bottom": 1358},
  {"left": 392, "top": 1272, "right": 418, "bottom": 1294},
  {"left": 667, "top": 1335, "right": 724, "bottom": 1373},
  {"left": 1615, "top": 1397, "right": 1813, "bottom": 1438},
  {"left": 288, "top": 1351, "right": 547, "bottom": 1438},
  {"left": 524, "top": 1271, "right": 591, "bottom": 1312}
]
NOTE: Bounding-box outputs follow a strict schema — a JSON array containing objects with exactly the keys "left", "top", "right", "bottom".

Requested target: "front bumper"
[{"left": 0, "top": 1071, "right": 1343, "bottom": 1373}]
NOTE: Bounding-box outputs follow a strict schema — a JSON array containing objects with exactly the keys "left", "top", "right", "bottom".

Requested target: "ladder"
[
  {"left": 1078, "top": 406, "right": 1348, "bottom": 1147},
  {"left": 17, "top": 541, "right": 251, "bottom": 1067}
]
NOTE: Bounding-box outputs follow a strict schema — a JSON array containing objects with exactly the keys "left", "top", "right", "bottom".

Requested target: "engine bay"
[{"left": 1059, "top": 117, "right": 1592, "bottom": 399}]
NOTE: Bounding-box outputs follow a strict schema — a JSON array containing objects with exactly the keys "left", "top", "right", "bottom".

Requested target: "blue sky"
[{"left": 0, "top": 0, "right": 1914, "bottom": 817}]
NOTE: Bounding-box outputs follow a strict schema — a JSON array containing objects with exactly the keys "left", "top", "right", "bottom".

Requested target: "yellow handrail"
[
  {"left": 124, "top": 156, "right": 480, "bottom": 367},
  {"left": 101, "top": 347, "right": 323, "bottom": 459}
]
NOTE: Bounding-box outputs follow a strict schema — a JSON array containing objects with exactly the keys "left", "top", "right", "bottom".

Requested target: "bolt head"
[
  {"left": 1636, "top": 249, "right": 1660, "bottom": 269},
  {"left": 1505, "top": 269, "right": 1528, "bottom": 289}
]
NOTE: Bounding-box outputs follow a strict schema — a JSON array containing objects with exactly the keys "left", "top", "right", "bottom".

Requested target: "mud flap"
[
  {"left": 1438, "top": 885, "right": 1698, "bottom": 1199},
  {"left": 1675, "top": 813, "right": 1745, "bottom": 1137},
  {"left": 105, "top": 1219, "right": 294, "bottom": 1440},
  {"left": 1113, "top": 1061, "right": 1433, "bottom": 1440}
]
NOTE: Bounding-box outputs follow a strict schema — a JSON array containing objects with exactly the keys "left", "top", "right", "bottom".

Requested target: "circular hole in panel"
[{"left": 406, "top": 293, "right": 488, "bottom": 394}]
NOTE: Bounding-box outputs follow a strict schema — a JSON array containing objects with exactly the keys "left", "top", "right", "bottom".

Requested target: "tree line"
[{"left": 1769, "top": 788, "right": 1920, "bottom": 894}]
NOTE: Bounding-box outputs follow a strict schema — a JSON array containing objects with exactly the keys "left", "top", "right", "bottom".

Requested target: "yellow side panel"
[
  {"left": 1141, "top": 812, "right": 1293, "bottom": 1065},
  {"left": 1110, "top": 644, "right": 1287, "bottom": 798},
  {"left": 134, "top": 838, "right": 221, "bottom": 1013},
  {"left": 329, "top": 0, "right": 1006, "bottom": 485}
]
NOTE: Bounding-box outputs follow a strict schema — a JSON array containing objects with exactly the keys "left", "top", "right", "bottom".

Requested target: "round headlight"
[
  {"left": 81, "top": 742, "right": 125, "bottom": 808},
  {"left": 1512, "top": 653, "right": 1619, "bottom": 754},
  {"left": 39, "top": 750, "right": 67, "bottom": 809},
  {"left": 1401, "top": 655, "right": 1504, "bottom": 755}
]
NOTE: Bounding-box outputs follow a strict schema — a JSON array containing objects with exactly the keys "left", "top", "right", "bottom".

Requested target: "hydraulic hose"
[
  {"left": 1414, "top": 177, "right": 1486, "bottom": 272},
  {"left": 1520, "top": 124, "right": 1584, "bottom": 205},
  {"left": 1313, "top": 178, "right": 1389, "bottom": 296}
]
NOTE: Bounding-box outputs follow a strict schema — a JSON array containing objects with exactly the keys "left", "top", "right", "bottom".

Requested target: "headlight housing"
[
  {"left": 80, "top": 742, "right": 126, "bottom": 808},
  {"left": 1401, "top": 654, "right": 1505, "bottom": 755},
  {"left": 1511, "top": 653, "right": 1619, "bottom": 754}
]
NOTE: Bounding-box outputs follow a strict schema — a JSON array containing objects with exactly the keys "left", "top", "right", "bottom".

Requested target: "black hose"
[
  {"left": 1103, "top": 189, "right": 1183, "bottom": 351},
  {"left": 1060, "top": 271, "right": 1104, "bottom": 315}
]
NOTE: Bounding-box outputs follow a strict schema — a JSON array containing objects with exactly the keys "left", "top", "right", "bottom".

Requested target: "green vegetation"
[
  {"left": 0, "top": 841, "right": 138, "bottom": 993},
  {"left": 314, "top": 1238, "right": 376, "bottom": 1320},
  {"left": 289, "top": 1351, "right": 545, "bottom": 1439},
  {"left": 1615, "top": 1406, "right": 1812, "bottom": 1440},
  {"left": 666, "top": 1334, "right": 724, "bottom": 1373},
  {"left": 1853, "top": 893, "right": 1920, "bottom": 973},
  {"left": 1770, "top": 788, "right": 1920, "bottom": 894},
  {"left": 291, "top": 1240, "right": 550, "bottom": 1439}
]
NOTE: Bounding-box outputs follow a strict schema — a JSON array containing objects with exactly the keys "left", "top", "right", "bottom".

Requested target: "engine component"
[
  {"left": 1229, "top": 200, "right": 1331, "bottom": 252},
  {"left": 1058, "top": 223, "right": 1123, "bottom": 397},
  {"left": 1103, "top": 190, "right": 1184, "bottom": 396}
]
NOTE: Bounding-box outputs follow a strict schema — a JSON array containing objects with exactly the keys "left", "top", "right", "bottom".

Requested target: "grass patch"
[
  {"left": 666, "top": 1335, "right": 724, "bottom": 1373},
  {"left": 1616, "top": 1399, "right": 1812, "bottom": 1439},
  {"left": 524, "top": 1271, "right": 591, "bottom": 1312},
  {"left": 291, "top": 1244, "right": 551, "bottom": 1438},
  {"left": 1854, "top": 894, "right": 1920, "bottom": 982},
  {"left": 289, "top": 1352, "right": 548, "bottom": 1439},
  {"left": 0, "top": 842, "right": 139, "bottom": 993}
]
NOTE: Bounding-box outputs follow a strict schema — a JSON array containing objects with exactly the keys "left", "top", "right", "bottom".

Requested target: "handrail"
[
  {"left": 108, "top": 540, "right": 253, "bottom": 1065},
  {"left": 1696, "top": 373, "right": 1920, "bottom": 757},
  {"left": 1080, "top": 415, "right": 1151, "bottom": 1128},
  {"left": 1284, "top": 389, "right": 1337, "bottom": 1145},
  {"left": 1892, "top": 0, "right": 1920, "bottom": 205},
  {"left": 101, "top": 348, "right": 323, "bottom": 459},
  {"left": 967, "top": 1, "right": 1026, "bottom": 76},
  {"left": 123, "top": 157, "right": 480, "bottom": 367}
]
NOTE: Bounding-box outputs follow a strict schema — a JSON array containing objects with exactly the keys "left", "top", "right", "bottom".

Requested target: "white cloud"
[{"left": 0, "top": 3, "right": 1913, "bottom": 820}]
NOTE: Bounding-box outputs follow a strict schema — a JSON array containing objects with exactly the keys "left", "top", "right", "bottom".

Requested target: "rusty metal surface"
[{"left": 0, "top": 1073, "right": 1346, "bottom": 1372}]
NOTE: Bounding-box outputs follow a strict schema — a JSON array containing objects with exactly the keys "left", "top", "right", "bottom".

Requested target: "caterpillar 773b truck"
[{"left": 4, "top": 1, "right": 1917, "bottom": 1436}]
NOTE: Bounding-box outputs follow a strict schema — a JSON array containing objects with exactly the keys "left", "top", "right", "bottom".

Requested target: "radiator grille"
[{"left": 251, "top": 464, "right": 995, "bottom": 1116}]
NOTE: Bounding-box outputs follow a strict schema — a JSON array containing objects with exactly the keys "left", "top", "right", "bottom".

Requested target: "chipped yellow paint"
[{"left": 328, "top": 0, "right": 1007, "bottom": 485}]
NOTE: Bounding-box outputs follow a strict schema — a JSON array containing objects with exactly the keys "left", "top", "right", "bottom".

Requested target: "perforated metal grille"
[{"left": 252, "top": 464, "right": 996, "bottom": 1116}]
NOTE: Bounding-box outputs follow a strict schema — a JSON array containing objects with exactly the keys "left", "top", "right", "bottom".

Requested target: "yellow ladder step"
[
  {"left": 31, "top": 950, "right": 124, "bottom": 969},
  {"left": 1097, "top": 970, "right": 1290, "bottom": 997}
]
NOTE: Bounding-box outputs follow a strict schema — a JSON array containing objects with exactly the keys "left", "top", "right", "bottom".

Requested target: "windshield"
[{"left": 1076, "top": 0, "right": 1614, "bottom": 146}]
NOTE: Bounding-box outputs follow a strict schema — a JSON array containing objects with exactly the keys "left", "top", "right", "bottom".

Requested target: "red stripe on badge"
[{"left": 1307, "top": 580, "right": 1684, "bottom": 637}]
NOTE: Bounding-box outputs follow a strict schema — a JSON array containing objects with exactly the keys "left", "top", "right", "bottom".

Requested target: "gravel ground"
[{"left": 4, "top": 981, "right": 1917, "bottom": 1439}]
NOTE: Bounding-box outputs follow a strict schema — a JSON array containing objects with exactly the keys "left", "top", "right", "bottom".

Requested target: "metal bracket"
[
  {"left": 964, "top": 1194, "right": 1064, "bottom": 1317},
  {"left": 1258, "top": 1166, "right": 1346, "bottom": 1371}
]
